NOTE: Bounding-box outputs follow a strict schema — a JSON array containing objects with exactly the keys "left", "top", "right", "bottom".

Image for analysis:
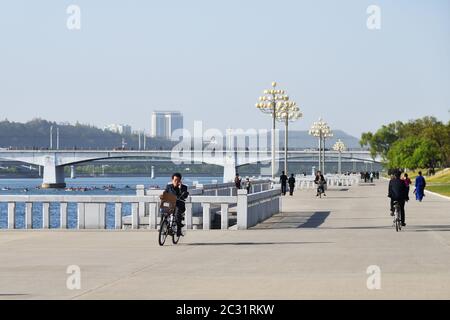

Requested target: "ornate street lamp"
[
  {"left": 309, "top": 118, "right": 333, "bottom": 174},
  {"left": 255, "top": 82, "right": 290, "bottom": 179},
  {"left": 333, "top": 139, "right": 346, "bottom": 174},
  {"left": 276, "top": 101, "right": 302, "bottom": 174}
]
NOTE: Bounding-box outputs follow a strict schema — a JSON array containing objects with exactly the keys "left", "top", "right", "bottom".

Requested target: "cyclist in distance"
[
  {"left": 164, "top": 172, "right": 189, "bottom": 237},
  {"left": 314, "top": 170, "right": 327, "bottom": 197},
  {"left": 388, "top": 170, "right": 408, "bottom": 226}
]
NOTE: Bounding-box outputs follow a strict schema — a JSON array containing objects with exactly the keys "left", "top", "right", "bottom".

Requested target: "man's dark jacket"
[
  {"left": 288, "top": 177, "right": 296, "bottom": 187},
  {"left": 388, "top": 178, "right": 408, "bottom": 201},
  {"left": 164, "top": 184, "right": 189, "bottom": 212}
]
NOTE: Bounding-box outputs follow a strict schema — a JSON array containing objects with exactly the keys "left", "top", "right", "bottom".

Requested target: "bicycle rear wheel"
[
  {"left": 158, "top": 219, "right": 169, "bottom": 246},
  {"left": 172, "top": 223, "right": 181, "bottom": 244},
  {"left": 395, "top": 210, "right": 401, "bottom": 232}
]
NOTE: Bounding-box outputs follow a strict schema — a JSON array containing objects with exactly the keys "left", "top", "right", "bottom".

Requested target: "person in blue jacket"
[{"left": 414, "top": 171, "right": 427, "bottom": 202}]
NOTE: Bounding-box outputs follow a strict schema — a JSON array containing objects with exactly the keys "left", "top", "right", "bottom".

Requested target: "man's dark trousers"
[
  {"left": 281, "top": 183, "right": 287, "bottom": 195},
  {"left": 289, "top": 186, "right": 294, "bottom": 196}
]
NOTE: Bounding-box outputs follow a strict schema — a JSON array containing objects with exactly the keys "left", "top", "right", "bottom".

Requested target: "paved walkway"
[{"left": 1, "top": 180, "right": 449, "bottom": 299}]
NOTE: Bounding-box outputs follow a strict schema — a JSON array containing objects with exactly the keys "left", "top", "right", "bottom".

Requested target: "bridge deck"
[{"left": 1, "top": 180, "right": 449, "bottom": 299}]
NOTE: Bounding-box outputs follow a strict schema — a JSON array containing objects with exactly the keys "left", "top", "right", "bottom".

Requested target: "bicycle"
[
  {"left": 392, "top": 201, "right": 402, "bottom": 232},
  {"left": 315, "top": 181, "right": 326, "bottom": 198},
  {"left": 158, "top": 192, "right": 185, "bottom": 246}
]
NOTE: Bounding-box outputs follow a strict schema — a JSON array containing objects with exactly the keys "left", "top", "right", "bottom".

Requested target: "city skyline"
[
  {"left": 151, "top": 111, "right": 183, "bottom": 139},
  {"left": 0, "top": 1, "right": 449, "bottom": 137}
]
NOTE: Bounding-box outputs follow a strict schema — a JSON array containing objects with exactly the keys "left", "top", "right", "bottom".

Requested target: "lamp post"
[
  {"left": 309, "top": 118, "right": 333, "bottom": 174},
  {"left": 333, "top": 139, "right": 346, "bottom": 174},
  {"left": 276, "top": 101, "right": 302, "bottom": 174},
  {"left": 50, "top": 126, "right": 53, "bottom": 150},
  {"left": 56, "top": 127, "right": 60, "bottom": 150},
  {"left": 256, "top": 82, "right": 290, "bottom": 179}
]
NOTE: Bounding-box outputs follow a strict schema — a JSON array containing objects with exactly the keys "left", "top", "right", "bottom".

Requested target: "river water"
[{"left": 0, "top": 176, "right": 221, "bottom": 229}]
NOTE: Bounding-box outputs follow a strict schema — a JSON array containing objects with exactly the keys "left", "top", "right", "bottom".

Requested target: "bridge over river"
[{"left": 0, "top": 149, "right": 380, "bottom": 188}]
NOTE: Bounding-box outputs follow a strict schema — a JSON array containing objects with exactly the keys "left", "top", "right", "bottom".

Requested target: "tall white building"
[
  {"left": 104, "top": 124, "right": 132, "bottom": 135},
  {"left": 151, "top": 111, "right": 183, "bottom": 139}
]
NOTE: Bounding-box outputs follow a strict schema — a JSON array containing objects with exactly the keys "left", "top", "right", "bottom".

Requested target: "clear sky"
[{"left": 0, "top": 0, "right": 449, "bottom": 137}]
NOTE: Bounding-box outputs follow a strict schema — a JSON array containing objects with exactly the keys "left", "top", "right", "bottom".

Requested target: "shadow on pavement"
[
  {"left": 253, "top": 211, "right": 331, "bottom": 229},
  {"left": 317, "top": 225, "right": 450, "bottom": 231},
  {"left": 410, "top": 225, "right": 450, "bottom": 232},
  {"left": 181, "top": 241, "right": 334, "bottom": 246},
  {"left": 298, "top": 211, "right": 331, "bottom": 228},
  {"left": 319, "top": 226, "right": 392, "bottom": 230}
]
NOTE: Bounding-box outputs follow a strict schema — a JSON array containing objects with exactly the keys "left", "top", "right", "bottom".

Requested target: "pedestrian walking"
[
  {"left": 414, "top": 171, "right": 426, "bottom": 202},
  {"left": 288, "top": 174, "right": 296, "bottom": 196},
  {"left": 245, "top": 178, "right": 252, "bottom": 194},
  {"left": 234, "top": 173, "right": 242, "bottom": 190},
  {"left": 280, "top": 171, "right": 288, "bottom": 196}
]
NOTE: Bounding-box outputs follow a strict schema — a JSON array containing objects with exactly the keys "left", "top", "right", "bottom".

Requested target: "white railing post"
[
  {"left": 42, "top": 202, "right": 50, "bottom": 229},
  {"left": 185, "top": 202, "right": 193, "bottom": 230},
  {"left": 115, "top": 203, "right": 122, "bottom": 229},
  {"left": 99, "top": 203, "right": 106, "bottom": 229},
  {"left": 237, "top": 189, "right": 248, "bottom": 230},
  {"left": 202, "top": 203, "right": 211, "bottom": 230},
  {"left": 7, "top": 202, "right": 15, "bottom": 229},
  {"left": 277, "top": 194, "right": 281, "bottom": 213},
  {"left": 138, "top": 201, "right": 145, "bottom": 219},
  {"left": 149, "top": 202, "right": 158, "bottom": 230},
  {"left": 25, "top": 202, "right": 32, "bottom": 229},
  {"left": 132, "top": 203, "right": 139, "bottom": 229},
  {"left": 60, "top": 202, "right": 68, "bottom": 229},
  {"left": 136, "top": 185, "right": 146, "bottom": 222},
  {"left": 221, "top": 203, "right": 229, "bottom": 230},
  {"left": 77, "top": 203, "right": 85, "bottom": 229},
  {"left": 136, "top": 185, "right": 145, "bottom": 196}
]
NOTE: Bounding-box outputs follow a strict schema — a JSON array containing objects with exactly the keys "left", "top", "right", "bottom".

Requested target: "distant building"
[
  {"left": 104, "top": 124, "right": 132, "bottom": 135},
  {"left": 151, "top": 111, "right": 183, "bottom": 139}
]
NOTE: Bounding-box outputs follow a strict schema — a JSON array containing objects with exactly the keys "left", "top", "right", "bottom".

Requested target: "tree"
[
  {"left": 361, "top": 117, "right": 450, "bottom": 168},
  {"left": 399, "top": 117, "right": 449, "bottom": 166},
  {"left": 387, "top": 137, "right": 440, "bottom": 170},
  {"left": 360, "top": 121, "right": 403, "bottom": 161}
]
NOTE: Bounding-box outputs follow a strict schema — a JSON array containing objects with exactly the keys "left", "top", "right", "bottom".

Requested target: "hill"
[
  {"left": 0, "top": 119, "right": 174, "bottom": 150},
  {"left": 0, "top": 119, "right": 363, "bottom": 151},
  {"left": 282, "top": 130, "right": 362, "bottom": 149}
]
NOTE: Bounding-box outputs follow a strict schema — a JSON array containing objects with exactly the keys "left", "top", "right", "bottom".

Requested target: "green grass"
[
  {"left": 427, "top": 184, "right": 450, "bottom": 197},
  {"left": 427, "top": 169, "right": 450, "bottom": 184},
  {"left": 423, "top": 169, "right": 450, "bottom": 197}
]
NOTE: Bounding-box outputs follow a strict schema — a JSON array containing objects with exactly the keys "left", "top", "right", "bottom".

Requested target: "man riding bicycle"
[
  {"left": 388, "top": 170, "right": 408, "bottom": 226},
  {"left": 163, "top": 173, "right": 189, "bottom": 237},
  {"left": 314, "top": 170, "right": 327, "bottom": 197}
]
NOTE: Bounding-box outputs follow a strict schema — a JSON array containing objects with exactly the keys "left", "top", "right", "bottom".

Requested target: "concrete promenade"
[{"left": 1, "top": 180, "right": 449, "bottom": 299}]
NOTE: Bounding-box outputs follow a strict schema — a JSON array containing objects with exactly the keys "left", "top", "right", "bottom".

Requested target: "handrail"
[{"left": 0, "top": 187, "right": 281, "bottom": 231}]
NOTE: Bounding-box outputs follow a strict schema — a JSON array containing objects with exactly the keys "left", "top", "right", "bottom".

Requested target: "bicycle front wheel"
[{"left": 159, "top": 219, "right": 169, "bottom": 246}]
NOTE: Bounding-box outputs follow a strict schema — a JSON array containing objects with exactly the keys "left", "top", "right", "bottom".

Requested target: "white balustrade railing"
[
  {"left": 294, "top": 175, "right": 360, "bottom": 190},
  {"left": 0, "top": 181, "right": 280, "bottom": 231},
  {"left": 238, "top": 188, "right": 281, "bottom": 230}
]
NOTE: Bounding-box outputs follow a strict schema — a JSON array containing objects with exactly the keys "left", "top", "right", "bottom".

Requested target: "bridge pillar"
[
  {"left": 223, "top": 163, "right": 236, "bottom": 183},
  {"left": 42, "top": 165, "right": 66, "bottom": 189}
]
